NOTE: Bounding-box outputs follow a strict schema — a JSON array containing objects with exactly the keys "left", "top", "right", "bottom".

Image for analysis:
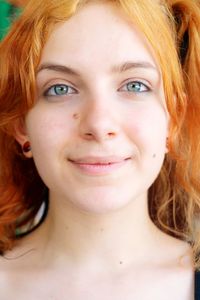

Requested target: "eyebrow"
[
  {"left": 37, "top": 61, "right": 159, "bottom": 77},
  {"left": 37, "top": 64, "right": 81, "bottom": 77},
  {"left": 111, "top": 61, "right": 158, "bottom": 73}
]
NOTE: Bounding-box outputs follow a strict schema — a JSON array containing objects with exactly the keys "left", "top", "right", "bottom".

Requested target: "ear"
[{"left": 14, "top": 118, "right": 32, "bottom": 158}]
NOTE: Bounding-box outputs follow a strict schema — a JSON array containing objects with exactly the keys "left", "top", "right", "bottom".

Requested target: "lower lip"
[{"left": 69, "top": 159, "right": 130, "bottom": 175}]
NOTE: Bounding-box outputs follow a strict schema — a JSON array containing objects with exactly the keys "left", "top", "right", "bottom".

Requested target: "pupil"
[{"left": 128, "top": 82, "right": 140, "bottom": 92}]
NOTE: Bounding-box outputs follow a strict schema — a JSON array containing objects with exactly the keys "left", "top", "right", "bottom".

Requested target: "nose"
[{"left": 79, "top": 100, "right": 120, "bottom": 142}]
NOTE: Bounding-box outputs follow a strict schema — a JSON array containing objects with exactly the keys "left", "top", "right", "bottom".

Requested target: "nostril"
[
  {"left": 84, "top": 132, "right": 94, "bottom": 140},
  {"left": 108, "top": 132, "right": 116, "bottom": 137},
  {"left": 85, "top": 133, "right": 93, "bottom": 136}
]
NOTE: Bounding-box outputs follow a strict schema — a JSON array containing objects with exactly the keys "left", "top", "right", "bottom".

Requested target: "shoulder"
[
  {"left": 0, "top": 236, "right": 43, "bottom": 299},
  {"left": 146, "top": 231, "right": 194, "bottom": 299},
  {"left": 155, "top": 227, "right": 193, "bottom": 264}
]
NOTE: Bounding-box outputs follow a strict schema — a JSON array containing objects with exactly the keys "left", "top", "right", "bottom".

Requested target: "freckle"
[
  {"left": 119, "top": 261, "right": 123, "bottom": 265},
  {"left": 152, "top": 154, "right": 156, "bottom": 158},
  {"left": 73, "top": 113, "right": 79, "bottom": 120}
]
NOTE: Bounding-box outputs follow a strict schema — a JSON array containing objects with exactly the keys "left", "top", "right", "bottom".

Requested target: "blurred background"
[{"left": 0, "top": 0, "right": 27, "bottom": 40}]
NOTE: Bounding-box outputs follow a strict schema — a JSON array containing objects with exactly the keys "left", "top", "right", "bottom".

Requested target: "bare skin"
[
  {"left": 0, "top": 2, "right": 194, "bottom": 299},
  {"left": 0, "top": 198, "right": 194, "bottom": 300}
]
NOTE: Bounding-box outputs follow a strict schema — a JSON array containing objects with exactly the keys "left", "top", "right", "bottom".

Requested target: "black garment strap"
[
  {"left": 195, "top": 272, "right": 200, "bottom": 299},
  {"left": 14, "top": 187, "right": 49, "bottom": 239},
  {"left": 16, "top": 196, "right": 49, "bottom": 239}
]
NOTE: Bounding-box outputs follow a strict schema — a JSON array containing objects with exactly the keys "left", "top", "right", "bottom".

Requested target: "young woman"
[{"left": 0, "top": 0, "right": 200, "bottom": 299}]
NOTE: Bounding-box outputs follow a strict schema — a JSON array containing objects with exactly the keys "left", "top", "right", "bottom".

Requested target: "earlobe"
[
  {"left": 22, "top": 141, "right": 32, "bottom": 157},
  {"left": 13, "top": 119, "right": 32, "bottom": 158}
]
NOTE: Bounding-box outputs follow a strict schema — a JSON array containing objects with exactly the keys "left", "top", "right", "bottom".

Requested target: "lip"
[{"left": 68, "top": 156, "right": 131, "bottom": 175}]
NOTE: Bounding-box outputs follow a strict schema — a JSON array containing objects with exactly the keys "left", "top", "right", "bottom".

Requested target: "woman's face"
[{"left": 22, "top": 2, "right": 168, "bottom": 213}]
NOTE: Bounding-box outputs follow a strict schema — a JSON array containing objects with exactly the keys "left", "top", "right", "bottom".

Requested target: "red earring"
[
  {"left": 166, "top": 137, "right": 170, "bottom": 149},
  {"left": 22, "top": 141, "right": 31, "bottom": 153}
]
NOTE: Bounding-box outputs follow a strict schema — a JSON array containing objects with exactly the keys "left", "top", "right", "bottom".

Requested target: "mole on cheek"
[
  {"left": 152, "top": 153, "right": 156, "bottom": 158},
  {"left": 72, "top": 113, "right": 79, "bottom": 120}
]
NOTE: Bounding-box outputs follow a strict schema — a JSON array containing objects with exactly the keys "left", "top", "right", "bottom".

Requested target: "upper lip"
[{"left": 68, "top": 156, "right": 131, "bottom": 164}]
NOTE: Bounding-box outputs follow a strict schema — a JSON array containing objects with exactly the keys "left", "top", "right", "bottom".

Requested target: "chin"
[{"left": 66, "top": 187, "right": 140, "bottom": 215}]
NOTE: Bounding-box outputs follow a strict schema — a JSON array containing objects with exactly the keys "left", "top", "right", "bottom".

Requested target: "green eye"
[
  {"left": 126, "top": 81, "right": 148, "bottom": 92},
  {"left": 54, "top": 85, "right": 69, "bottom": 95},
  {"left": 44, "top": 84, "right": 77, "bottom": 97}
]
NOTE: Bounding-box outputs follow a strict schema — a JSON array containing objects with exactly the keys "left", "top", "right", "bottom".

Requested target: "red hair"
[{"left": 0, "top": 0, "right": 200, "bottom": 266}]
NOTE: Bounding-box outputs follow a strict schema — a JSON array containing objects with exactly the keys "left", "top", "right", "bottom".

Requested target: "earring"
[
  {"left": 166, "top": 137, "right": 169, "bottom": 148},
  {"left": 22, "top": 141, "right": 31, "bottom": 153},
  {"left": 166, "top": 137, "right": 170, "bottom": 153}
]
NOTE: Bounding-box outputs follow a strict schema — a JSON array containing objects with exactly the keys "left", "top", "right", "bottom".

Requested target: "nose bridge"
[
  {"left": 86, "top": 96, "right": 111, "bottom": 122},
  {"left": 79, "top": 91, "right": 120, "bottom": 141}
]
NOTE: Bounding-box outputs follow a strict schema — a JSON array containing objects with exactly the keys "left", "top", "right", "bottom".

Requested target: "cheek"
[
  {"left": 26, "top": 107, "right": 76, "bottom": 151},
  {"left": 124, "top": 105, "right": 168, "bottom": 153},
  {"left": 25, "top": 111, "right": 74, "bottom": 186},
  {"left": 25, "top": 112, "right": 77, "bottom": 179}
]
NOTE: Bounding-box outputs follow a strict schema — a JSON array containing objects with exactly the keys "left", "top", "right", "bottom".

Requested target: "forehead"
[{"left": 39, "top": 2, "right": 158, "bottom": 72}]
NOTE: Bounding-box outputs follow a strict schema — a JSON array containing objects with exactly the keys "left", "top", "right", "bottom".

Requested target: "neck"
[{"left": 39, "top": 192, "right": 161, "bottom": 271}]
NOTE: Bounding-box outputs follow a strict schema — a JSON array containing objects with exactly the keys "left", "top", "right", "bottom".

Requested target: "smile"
[{"left": 68, "top": 156, "right": 131, "bottom": 176}]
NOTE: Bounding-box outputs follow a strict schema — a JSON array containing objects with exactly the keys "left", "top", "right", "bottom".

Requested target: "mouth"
[{"left": 68, "top": 156, "right": 131, "bottom": 175}]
